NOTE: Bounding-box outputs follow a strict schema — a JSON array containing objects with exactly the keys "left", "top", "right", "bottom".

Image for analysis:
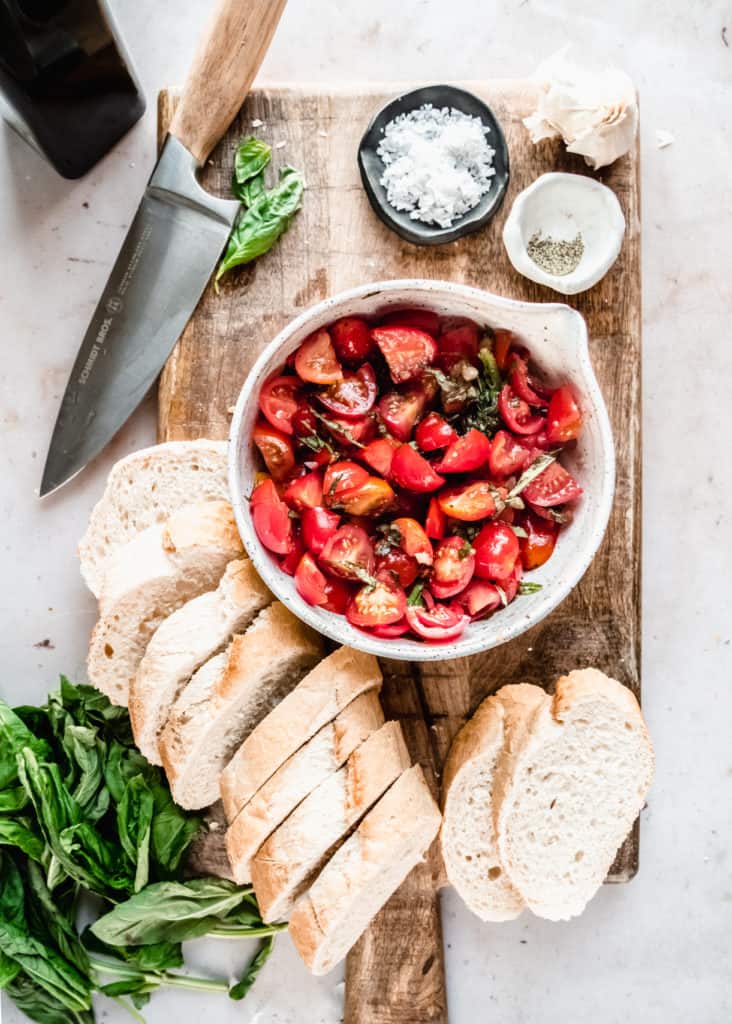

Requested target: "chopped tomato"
[
  {"left": 375, "top": 547, "right": 419, "bottom": 588},
  {"left": 392, "top": 517, "right": 433, "bottom": 566},
  {"left": 488, "top": 430, "right": 533, "bottom": 478},
  {"left": 437, "top": 480, "right": 497, "bottom": 521},
  {"left": 405, "top": 601, "right": 469, "bottom": 641},
  {"left": 508, "top": 354, "right": 551, "bottom": 406},
  {"left": 430, "top": 536, "right": 475, "bottom": 598},
  {"left": 330, "top": 317, "right": 374, "bottom": 364},
  {"left": 362, "top": 437, "right": 399, "bottom": 477},
  {"left": 378, "top": 387, "right": 427, "bottom": 442},
  {"left": 291, "top": 402, "right": 319, "bottom": 440},
  {"left": 319, "top": 524, "right": 375, "bottom": 580},
  {"left": 379, "top": 309, "right": 440, "bottom": 335},
  {"left": 437, "top": 324, "right": 480, "bottom": 371},
  {"left": 372, "top": 326, "right": 438, "bottom": 384},
  {"left": 371, "top": 618, "right": 411, "bottom": 638},
  {"left": 320, "top": 575, "right": 354, "bottom": 614},
  {"left": 320, "top": 413, "right": 376, "bottom": 449},
  {"left": 459, "top": 580, "right": 502, "bottom": 619},
  {"left": 317, "top": 363, "right": 377, "bottom": 418},
  {"left": 335, "top": 476, "right": 395, "bottom": 516},
  {"left": 498, "top": 385, "right": 545, "bottom": 435},
  {"left": 280, "top": 532, "right": 305, "bottom": 575},
  {"left": 301, "top": 506, "right": 340, "bottom": 555},
  {"left": 501, "top": 560, "right": 523, "bottom": 603},
  {"left": 545, "top": 386, "right": 583, "bottom": 444},
  {"left": 434, "top": 429, "right": 491, "bottom": 473},
  {"left": 252, "top": 420, "right": 296, "bottom": 481},
  {"left": 518, "top": 511, "right": 559, "bottom": 569},
  {"left": 323, "top": 461, "right": 370, "bottom": 505},
  {"left": 294, "top": 329, "right": 343, "bottom": 384},
  {"left": 294, "top": 552, "right": 329, "bottom": 605},
  {"left": 391, "top": 445, "right": 445, "bottom": 493},
  {"left": 346, "top": 571, "right": 406, "bottom": 627},
  {"left": 473, "top": 522, "right": 519, "bottom": 581},
  {"left": 522, "top": 461, "right": 583, "bottom": 507},
  {"left": 250, "top": 479, "right": 293, "bottom": 555},
  {"left": 258, "top": 374, "right": 301, "bottom": 435},
  {"left": 425, "top": 497, "right": 446, "bottom": 540},
  {"left": 283, "top": 470, "right": 323, "bottom": 511},
  {"left": 493, "top": 329, "right": 513, "bottom": 371},
  {"left": 415, "top": 412, "right": 457, "bottom": 452}
]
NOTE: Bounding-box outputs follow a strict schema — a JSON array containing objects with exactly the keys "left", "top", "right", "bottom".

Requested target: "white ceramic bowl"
[
  {"left": 229, "top": 280, "right": 615, "bottom": 662},
  {"left": 502, "top": 172, "right": 626, "bottom": 295}
]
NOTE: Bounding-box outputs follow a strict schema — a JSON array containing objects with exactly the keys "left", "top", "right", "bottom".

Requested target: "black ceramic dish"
[{"left": 357, "top": 84, "right": 510, "bottom": 247}]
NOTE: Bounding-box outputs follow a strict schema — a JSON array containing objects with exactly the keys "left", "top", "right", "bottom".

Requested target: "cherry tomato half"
[
  {"left": 330, "top": 317, "right": 374, "bottom": 365},
  {"left": 321, "top": 413, "right": 376, "bottom": 449},
  {"left": 437, "top": 480, "right": 497, "bottom": 521},
  {"left": 252, "top": 420, "right": 296, "bottom": 481},
  {"left": 375, "top": 547, "right": 419, "bottom": 588},
  {"left": 430, "top": 536, "right": 475, "bottom": 598},
  {"left": 258, "top": 374, "right": 301, "bottom": 435},
  {"left": 301, "top": 506, "right": 340, "bottom": 555},
  {"left": 521, "top": 462, "right": 583, "bottom": 507},
  {"left": 370, "top": 618, "right": 412, "bottom": 638},
  {"left": 323, "top": 461, "right": 370, "bottom": 505},
  {"left": 295, "top": 552, "right": 329, "bottom": 606},
  {"left": 545, "top": 386, "right": 583, "bottom": 444},
  {"left": 371, "top": 326, "right": 438, "bottom": 384},
  {"left": 391, "top": 445, "right": 445, "bottom": 493},
  {"left": 405, "top": 601, "right": 469, "bottom": 641},
  {"left": 362, "top": 437, "right": 400, "bottom": 478},
  {"left": 518, "top": 511, "right": 559, "bottom": 569},
  {"left": 437, "top": 323, "right": 480, "bottom": 371},
  {"left": 279, "top": 532, "right": 305, "bottom": 575},
  {"left": 283, "top": 470, "right": 323, "bottom": 512},
  {"left": 425, "top": 497, "right": 446, "bottom": 540},
  {"left": 473, "top": 522, "right": 519, "bottom": 581},
  {"left": 346, "top": 571, "right": 407, "bottom": 627},
  {"left": 294, "top": 329, "right": 343, "bottom": 384},
  {"left": 459, "top": 580, "right": 503, "bottom": 619},
  {"left": 335, "top": 476, "right": 395, "bottom": 516},
  {"left": 488, "top": 430, "right": 533, "bottom": 479},
  {"left": 250, "top": 478, "right": 293, "bottom": 555},
  {"left": 434, "top": 429, "right": 492, "bottom": 473},
  {"left": 508, "top": 354, "right": 551, "bottom": 407},
  {"left": 415, "top": 412, "right": 458, "bottom": 452},
  {"left": 317, "top": 363, "right": 377, "bottom": 418},
  {"left": 392, "top": 516, "right": 434, "bottom": 566},
  {"left": 319, "top": 524, "right": 375, "bottom": 580},
  {"left": 378, "top": 387, "right": 428, "bottom": 442},
  {"left": 498, "top": 385, "right": 545, "bottom": 435}
]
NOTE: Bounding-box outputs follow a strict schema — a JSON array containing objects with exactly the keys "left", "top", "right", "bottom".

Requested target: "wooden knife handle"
[{"left": 170, "top": 0, "right": 287, "bottom": 165}]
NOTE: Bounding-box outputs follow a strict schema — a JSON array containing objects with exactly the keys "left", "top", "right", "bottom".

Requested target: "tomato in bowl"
[{"left": 229, "top": 281, "right": 614, "bottom": 662}]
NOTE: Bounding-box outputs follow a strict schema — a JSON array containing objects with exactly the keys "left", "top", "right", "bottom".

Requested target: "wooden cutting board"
[{"left": 157, "top": 81, "right": 641, "bottom": 1024}]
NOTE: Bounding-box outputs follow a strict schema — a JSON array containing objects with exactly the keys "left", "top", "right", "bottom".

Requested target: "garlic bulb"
[{"left": 523, "top": 47, "right": 638, "bottom": 170}]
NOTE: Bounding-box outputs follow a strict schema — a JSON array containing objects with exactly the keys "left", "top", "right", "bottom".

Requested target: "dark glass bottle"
[{"left": 0, "top": 0, "right": 145, "bottom": 179}]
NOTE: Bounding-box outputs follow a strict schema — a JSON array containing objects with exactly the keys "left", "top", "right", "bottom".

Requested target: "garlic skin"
[{"left": 524, "top": 48, "right": 638, "bottom": 170}]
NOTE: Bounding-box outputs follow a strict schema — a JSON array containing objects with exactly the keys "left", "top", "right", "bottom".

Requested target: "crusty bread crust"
[{"left": 220, "top": 646, "right": 382, "bottom": 822}]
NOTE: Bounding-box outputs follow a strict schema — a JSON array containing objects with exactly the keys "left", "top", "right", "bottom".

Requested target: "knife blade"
[{"left": 41, "top": 0, "right": 288, "bottom": 496}]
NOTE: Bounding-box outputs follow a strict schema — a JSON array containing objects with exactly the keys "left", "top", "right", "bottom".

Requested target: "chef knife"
[{"left": 40, "top": 0, "right": 288, "bottom": 496}]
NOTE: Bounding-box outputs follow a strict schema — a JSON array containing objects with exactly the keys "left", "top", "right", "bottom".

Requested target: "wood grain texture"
[
  {"left": 169, "top": 0, "right": 288, "bottom": 164},
  {"left": 158, "top": 81, "right": 641, "bottom": 1019}
]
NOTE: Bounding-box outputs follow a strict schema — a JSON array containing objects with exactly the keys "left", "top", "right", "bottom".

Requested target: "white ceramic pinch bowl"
[
  {"left": 229, "top": 280, "right": 615, "bottom": 663},
  {"left": 503, "top": 172, "right": 626, "bottom": 295}
]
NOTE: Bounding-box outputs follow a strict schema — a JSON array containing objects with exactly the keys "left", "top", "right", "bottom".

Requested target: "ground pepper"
[{"left": 527, "top": 232, "right": 584, "bottom": 276}]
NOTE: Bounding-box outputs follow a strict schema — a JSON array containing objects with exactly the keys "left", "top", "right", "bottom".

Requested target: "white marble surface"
[{"left": 0, "top": 1, "right": 730, "bottom": 1021}]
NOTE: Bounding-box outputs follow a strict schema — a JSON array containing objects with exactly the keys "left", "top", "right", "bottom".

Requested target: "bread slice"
[
  {"left": 79, "top": 440, "right": 229, "bottom": 596},
  {"left": 497, "top": 669, "right": 655, "bottom": 921},
  {"left": 288, "top": 764, "right": 442, "bottom": 975},
  {"left": 130, "top": 559, "right": 271, "bottom": 764},
  {"left": 225, "top": 690, "right": 384, "bottom": 885},
  {"left": 220, "top": 646, "right": 382, "bottom": 822},
  {"left": 440, "top": 683, "right": 547, "bottom": 922},
  {"left": 87, "top": 501, "right": 243, "bottom": 706},
  {"left": 252, "top": 721, "right": 411, "bottom": 922},
  {"left": 159, "top": 603, "right": 323, "bottom": 810}
]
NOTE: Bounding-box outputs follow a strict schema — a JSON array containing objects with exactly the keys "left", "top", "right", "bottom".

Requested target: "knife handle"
[{"left": 170, "top": 0, "right": 287, "bottom": 165}]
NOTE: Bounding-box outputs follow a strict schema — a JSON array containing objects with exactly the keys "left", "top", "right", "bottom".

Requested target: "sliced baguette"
[
  {"left": 79, "top": 440, "right": 229, "bottom": 596},
  {"left": 220, "top": 646, "right": 382, "bottom": 822},
  {"left": 497, "top": 669, "right": 655, "bottom": 921},
  {"left": 130, "top": 559, "right": 271, "bottom": 764},
  {"left": 87, "top": 501, "right": 243, "bottom": 706},
  {"left": 288, "top": 764, "right": 442, "bottom": 975},
  {"left": 252, "top": 720, "right": 411, "bottom": 922},
  {"left": 440, "top": 683, "right": 547, "bottom": 922},
  {"left": 225, "top": 690, "right": 384, "bottom": 885},
  {"left": 159, "top": 603, "right": 322, "bottom": 810}
]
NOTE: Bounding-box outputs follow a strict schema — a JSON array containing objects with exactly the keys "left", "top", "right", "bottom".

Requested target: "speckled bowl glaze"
[{"left": 229, "top": 280, "right": 615, "bottom": 663}]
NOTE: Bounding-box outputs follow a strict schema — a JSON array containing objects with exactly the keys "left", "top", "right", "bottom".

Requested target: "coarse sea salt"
[{"left": 377, "top": 104, "right": 496, "bottom": 228}]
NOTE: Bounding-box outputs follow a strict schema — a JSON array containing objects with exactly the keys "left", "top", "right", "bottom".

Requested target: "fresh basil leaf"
[
  {"left": 24, "top": 862, "right": 90, "bottom": 978},
  {"left": 232, "top": 136, "right": 271, "bottom": 200},
  {"left": 216, "top": 166, "right": 304, "bottom": 284},
  {"left": 240, "top": 171, "right": 265, "bottom": 207},
  {"left": 229, "top": 935, "right": 275, "bottom": 1001},
  {"left": 0, "top": 785, "right": 29, "bottom": 812},
  {"left": 117, "top": 774, "right": 154, "bottom": 892},
  {"left": 6, "top": 972, "right": 94, "bottom": 1024},
  {"left": 0, "top": 702, "right": 50, "bottom": 789},
  {"left": 0, "top": 949, "right": 21, "bottom": 989},
  {"left": 60, "top": 723, "right": 107, "bottom": 821},
  {"left": 0, "top": 850, "right": 27, "bottom": 927},
  {"left": 57, "top": 677, "right": 134, "bottom": 746},
  {"left": 91, "top": 878, "right": 256, "bottom": 946},
  {"left": 518, "top": 581, "right": 543, "bottom": 594},
  {"left": 148, "top": 784, "right": 201, "bottom": 877},
  {"left": 0, "top": 915, "right": 91, "bottom": 1012},
  {"left": 0, "top": 817, "right": 45, "bottom": 861},
  {"left": 507, "top": 453, "right": 555, "bottom": 500}
]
